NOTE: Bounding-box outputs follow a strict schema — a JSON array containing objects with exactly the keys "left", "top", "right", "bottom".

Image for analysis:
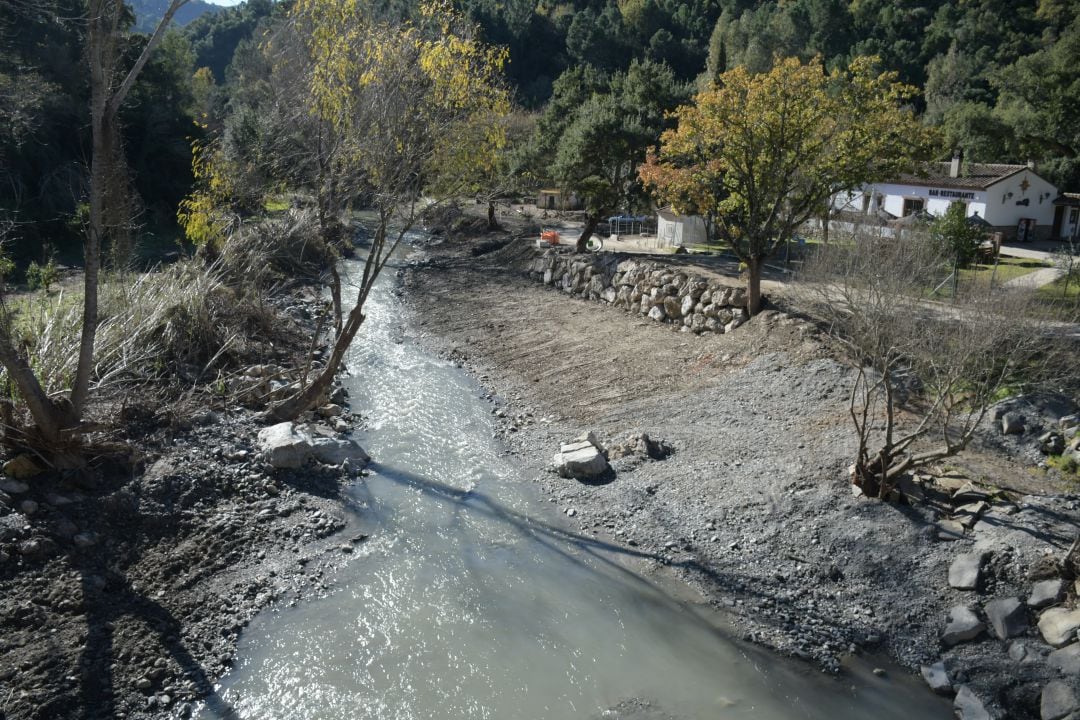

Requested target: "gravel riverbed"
[{"left": 401, "top": 229, "right": 1080, "bottom": 720}]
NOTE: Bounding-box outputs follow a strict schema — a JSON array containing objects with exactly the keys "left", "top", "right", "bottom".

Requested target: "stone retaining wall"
[{"left": 527, "top": 251, "right": 750, "bottom": 335}]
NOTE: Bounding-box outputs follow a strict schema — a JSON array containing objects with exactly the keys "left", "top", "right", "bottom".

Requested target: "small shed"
[
  {"left": 1052, "top": 193, "right": 1080, "bottom": 239},
  {"left": 656, "top": 207, "right": 707, "bottom": 247},
  {"left": 536, "top": 189, "right": 582, "bottom": 211}
]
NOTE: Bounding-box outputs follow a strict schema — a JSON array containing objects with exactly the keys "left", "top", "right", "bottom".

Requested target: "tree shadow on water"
[{"left": 367, "top": 461, "right": 789, "bottom": 641}]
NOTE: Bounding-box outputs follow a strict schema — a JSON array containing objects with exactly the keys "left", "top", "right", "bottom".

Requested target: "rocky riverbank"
[
  {"left": 401, "top": 228, "right": 1080, "bottom": 720},
  {"left": 0, "top": 282, "right": 367, "bottom": 720}
]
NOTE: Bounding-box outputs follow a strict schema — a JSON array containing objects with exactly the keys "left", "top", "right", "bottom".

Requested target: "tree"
[
  {"left": 797, "top": 231, "right": 1061, "bottom": 500},
  {"left": 0, "top": 0, "right": 189, "bottom": 449},
  {"left": 250, "top": 0, "right": 509, "bottom": 421},
  {"left": 639, "top": 55, "right": 939, "bottom": 315},
  {"left": 535, "top": 59, "right": 688, "bottom": 252},
  {"left": 931, "top": 201, "right": 988, "bottom": 297}
]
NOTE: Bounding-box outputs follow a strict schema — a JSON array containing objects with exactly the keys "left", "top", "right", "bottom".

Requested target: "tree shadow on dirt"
[{"left": 70, "top": 553, "right": 239, "bottom": 720}]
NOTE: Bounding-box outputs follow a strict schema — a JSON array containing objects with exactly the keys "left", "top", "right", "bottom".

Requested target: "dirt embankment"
[
  {"left": 0, "top": 284, "right": 364, "bottom": 720},
  {"left": 403, "top": 228, "right": 1080, "bottom": 720}
]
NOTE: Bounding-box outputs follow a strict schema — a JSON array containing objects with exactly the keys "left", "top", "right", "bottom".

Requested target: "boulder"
[
  {"left": 985, "top": 597, "right": 1027, "bottom": 639},
  {"left": 3, "top": 455, "right": 41, "bottom": 480},
  {"left": 1031, "top": 579, "right": 1066, "bottom": 609},
  {"left": 553, "top": 443, "right": 609, "bottom": 480},
  {"left": 954, "top": 685, "right": 992, "bottom": 720},
  {"left": 680, "top": 294, "right": 695, "bottom": 317},
  {"left": 1040, "top": 608, "right": 1080, "bottom": 647},
  {"left": 1041, "top": 432, "right": 1066, "bottom": 455},
  {"left": 1042, "top": 681, "right": 1078, "bottom": 720},
  {"left": 647, "top": 306, "right": 666, "bottom": 323},
  {"left": 310, "top": 438, "right": 370, "bottom": 467},
  {"left": 662, "top": 296, "right": 682, "bottom": 319},
  {"left": 920, "top": 662, "right": 952, "bottom": 695},
  {"left": 1048, "top": 643, "right": 1080, "bottom": 674},
  {"left": 257, "top": 422, "right": 314, "bottom": 469},
  {"left": 950, "top": 552, "right": 988, "bottom": 590},
  {"left": 943, "top": 605, "right": 986, "bottom": 645},
  {"left": 1002, "top": 412, "right": 1025, "bottom": 434},
  {"left": 600, "top": 287, "right": 617, "bottom": 303}
]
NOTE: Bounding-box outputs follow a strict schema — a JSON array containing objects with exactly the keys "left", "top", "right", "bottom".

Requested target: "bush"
[{"left": 25, "top": 259, "right": 59, "bottom": 292}]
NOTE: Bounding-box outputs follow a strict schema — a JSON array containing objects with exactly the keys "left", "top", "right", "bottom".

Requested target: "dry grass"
[{"left": 0, "top": 209, "right": 323, "bottom": 423}]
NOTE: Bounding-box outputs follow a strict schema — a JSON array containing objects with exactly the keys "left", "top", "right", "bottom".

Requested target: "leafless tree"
[
  {"left": 796, "top": 231, "right": 1068, "bottom": 499},
  {"left": 0, "top": 0, "right": 188, "bottom": 450}
]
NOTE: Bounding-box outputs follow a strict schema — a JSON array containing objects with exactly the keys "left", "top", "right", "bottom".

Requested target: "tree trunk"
[
  {"left": 71, "top": 0, "right": 189, "bottom": 416},
  {"left": 0, "top": 327, "right": 76, "bottom": 444},
  {"left": 72, "top": 8, "right": 112, "bottom": 416},
  {"left": 576, "top": 214, "right": 599, "bottom": 253},
  {"left": 820, "top": 208, "right": 830, "bottom": 244},
  {"left": 487, "top": 201, "right": 498, "bottom": 231},
  {"left": 330, "top": 264, "right": 343, "bottom": 335},
  {"left": 746, "top": 256, "right": 762, "bottom": 315},
  {"left": 266, "top": 298, "right": 366, "bottom": 423}
]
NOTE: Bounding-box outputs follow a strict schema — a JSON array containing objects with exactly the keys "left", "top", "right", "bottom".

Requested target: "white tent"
[{"left": 656, "top": 207, "right": 707, "bottom": 247}]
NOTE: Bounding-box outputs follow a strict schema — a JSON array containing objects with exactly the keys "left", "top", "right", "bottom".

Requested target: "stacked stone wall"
[{"left": 527, "top": 251, "right": 749, "bottom": 334}]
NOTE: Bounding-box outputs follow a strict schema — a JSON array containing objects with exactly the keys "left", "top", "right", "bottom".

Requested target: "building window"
[{"left": 902, "top": 198, "right": 925, "bottom": 217}]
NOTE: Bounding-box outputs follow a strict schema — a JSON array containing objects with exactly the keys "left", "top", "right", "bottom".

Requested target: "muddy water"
[{"left": 199, "top": 251, "right": 951, "bottom": 719}]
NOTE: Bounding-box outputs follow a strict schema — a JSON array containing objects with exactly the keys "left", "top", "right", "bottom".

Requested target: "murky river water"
[{"left": 198, "top": 251, "right": 951, "bottom": 719}]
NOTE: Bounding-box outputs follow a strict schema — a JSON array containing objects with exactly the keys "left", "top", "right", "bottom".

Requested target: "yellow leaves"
[{"left": 178, "top": 141, "right": 234, "bottom": 248}]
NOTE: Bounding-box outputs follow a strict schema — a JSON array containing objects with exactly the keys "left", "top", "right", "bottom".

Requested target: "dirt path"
[{"left": 403, "top": 228, "right": 1080, "bottom": 720}]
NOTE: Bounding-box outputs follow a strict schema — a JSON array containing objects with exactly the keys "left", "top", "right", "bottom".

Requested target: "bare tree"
[
  {"left": 797, "top": 231, "right": 1066, "bottom": 499},
  {"left": 0, "top": 1, "right": 189, "bottom": 450}
]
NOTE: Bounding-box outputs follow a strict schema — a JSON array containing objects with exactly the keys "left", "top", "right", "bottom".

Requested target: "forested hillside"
[{"left": 0, "top": 0, "right": 1077, "bottom": 270}]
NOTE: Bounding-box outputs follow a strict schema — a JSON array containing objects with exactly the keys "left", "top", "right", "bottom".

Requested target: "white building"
[
  {"left": 836, "top": 160, "right": 1059, "bottom": 240},
  {"left": 656, "top": 207, "right": 708, "bottom": 247}
]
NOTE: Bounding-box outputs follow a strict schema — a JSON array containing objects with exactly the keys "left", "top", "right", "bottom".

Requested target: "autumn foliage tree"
[
  {"left": 239, "top": 0, "right": 510, "bottom": 421},
  {"left": 639, "top": 56, "right": 940, "bottom": 315}
]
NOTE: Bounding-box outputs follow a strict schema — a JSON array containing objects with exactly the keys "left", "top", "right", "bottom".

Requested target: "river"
[{"left": 197, "top": 249, "right": 952, "bottom": 719}]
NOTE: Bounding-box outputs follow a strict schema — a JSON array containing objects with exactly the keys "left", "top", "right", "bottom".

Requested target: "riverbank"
[
  {"left": 0, "top": 244, "right": 366, "bottom": 719},
  {"left": 401, "top": 226, "right": 1080, "bottom": 719}
]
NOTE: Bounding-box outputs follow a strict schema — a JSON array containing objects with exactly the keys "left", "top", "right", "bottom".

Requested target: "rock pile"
[
  {"left": 552, "top": 432, "right": 610, "bottom": 480},
  {"left": 606, "top": 432, "right": 673, "bottom": 461},
  {"left": 931, "top": 541, "right": 1080, "bottom": 719},
  {"left": 527, "top": 253, "right": 750, "bottom": 334}
]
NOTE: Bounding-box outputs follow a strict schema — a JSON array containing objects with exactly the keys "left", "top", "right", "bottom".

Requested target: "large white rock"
[
  {"left": 257, "top": 422, "right": 314, "bottom": 469},
  {"left": 1039, "top": 608, "right": 1080, "bottom": 647},
  {"left": 553, "top": 445, "right": 609, "bottom": 480}
]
